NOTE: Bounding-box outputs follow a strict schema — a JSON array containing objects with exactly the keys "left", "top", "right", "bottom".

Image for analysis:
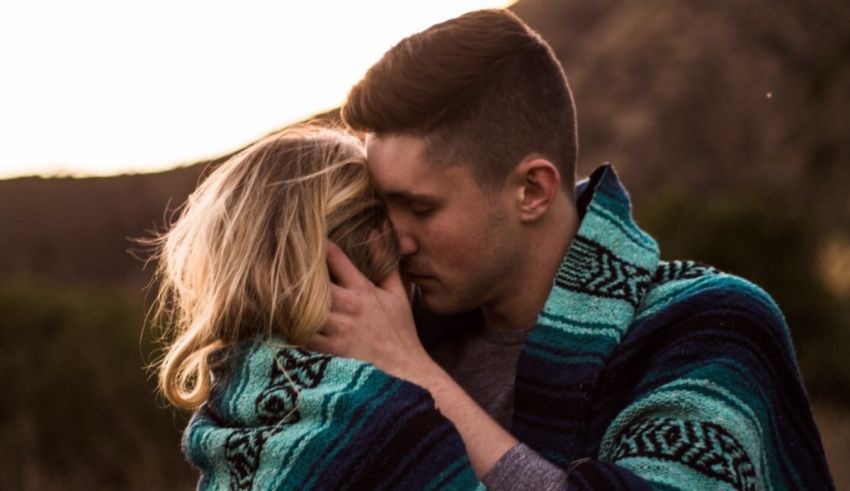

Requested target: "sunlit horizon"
[{"left": 0, "top": 0, "right": 514, "bottom": 180}]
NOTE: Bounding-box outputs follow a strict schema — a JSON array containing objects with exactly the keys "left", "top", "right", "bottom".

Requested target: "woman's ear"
[{"left": 514, "top": 157, "right": 561, "bottom": 222}]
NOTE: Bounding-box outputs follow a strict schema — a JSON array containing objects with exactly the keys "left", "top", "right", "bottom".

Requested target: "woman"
[{"left": 147, "top": 125, "right": 481, "bottom": 490}]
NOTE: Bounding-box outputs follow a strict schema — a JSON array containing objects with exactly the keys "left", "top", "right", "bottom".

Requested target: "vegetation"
[
  {"left": 639, "top": 191, "right": 850, "bottom": 405},
  {"left": 0, "top": 277, "right": 195, "bottom": 490}
]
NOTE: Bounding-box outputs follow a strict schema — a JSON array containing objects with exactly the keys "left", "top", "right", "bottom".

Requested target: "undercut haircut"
[{"left": 343, "top": 9, "right": 578, "bottom": 193}]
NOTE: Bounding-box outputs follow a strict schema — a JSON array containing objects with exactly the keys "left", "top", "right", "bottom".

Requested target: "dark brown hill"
[
  {"left": 0, "top": 109, "right": 342, "bottom": 290},
  {"left": 512, "top": 0, "right": 849, "bottom": 225},
  {"left": 0, "top": 0, "right": 847, "bottom": 290},
  {"left": 0, "top": 164, "right": 205, "bottom": 289}
]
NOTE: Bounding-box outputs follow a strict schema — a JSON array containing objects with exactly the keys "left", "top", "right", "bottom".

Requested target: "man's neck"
[{"left": 482, "top": 195, "right": 579, "bottom": 331}]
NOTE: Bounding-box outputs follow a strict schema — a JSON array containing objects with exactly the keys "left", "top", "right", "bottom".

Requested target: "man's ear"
[{"left": 513, "top": 157, "right": 561, "bottom": 222}]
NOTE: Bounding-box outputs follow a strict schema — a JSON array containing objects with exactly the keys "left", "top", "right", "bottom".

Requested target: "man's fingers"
[
  {"left": 327, "top": 240, "right": 369, "bottom": 289},
  {"left": 367, "top": 225, "right": 409, "bottom": 299},
  {"left": 378, "top": 266, "right": 409, "bottom": 301},
  {"left": 304, "top": 332, "right": 338, "bottom": 355},
  {"left": 304, "top": 333, "right": 330, "bottom": 353},
  {"left": 329, "top": 283, "right": 360, "bottom": 313},
  {"left": 322, "top": 311, "right": 349, "bottom": 334}
]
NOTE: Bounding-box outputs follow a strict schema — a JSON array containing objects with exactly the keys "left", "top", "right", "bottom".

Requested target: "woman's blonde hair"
[{"left": 146, "top": 124, "right": 398, "bottom": 410}]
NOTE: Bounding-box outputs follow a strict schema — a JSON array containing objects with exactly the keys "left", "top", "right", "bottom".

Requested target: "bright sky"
[{"left": 0, "top": 0, "right": 514, "bottom": 179}]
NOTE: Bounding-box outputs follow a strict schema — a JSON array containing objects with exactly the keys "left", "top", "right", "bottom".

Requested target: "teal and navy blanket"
[
  {"left": 184, "top": 342, "right": 482, "bottom": 490},
  {"left": 184, "top": 165, "right": 833, "bottom": 489}
]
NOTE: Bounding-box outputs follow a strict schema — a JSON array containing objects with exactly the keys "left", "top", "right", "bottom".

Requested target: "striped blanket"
[
  {"left": 506, "top": 165, "right": 833, "bottom": 489},
  {"left": 183, "top": 340, "right": 482, "bottom": 490},
  {"left": 184, "top": 165, "right": 832, "bottom": 490}
]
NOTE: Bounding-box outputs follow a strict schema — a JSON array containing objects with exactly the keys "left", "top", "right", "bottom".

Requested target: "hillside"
[
  {"left": 0, "top": 163, "right": 205, "bottom": 288},
  {"left": 0, "top": 0, "right": 846, "bottom": 291},
  {"left": 1, "top": 1, "right": 848, "bottom": 488},
  {"left": 512, "top": 0, "right": 849, "bottom": 226}
]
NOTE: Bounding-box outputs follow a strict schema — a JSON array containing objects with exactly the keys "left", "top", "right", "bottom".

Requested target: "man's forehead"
[
  {"left": 365, "top": 135, "right": 430, "bottom": 183},
  {"left": 364, "top": 134, "right": 482, "bottom": 201},
  {"left": 367, "top": 163, "right": 434, "bottom": 199},
  {"left": 366, "top": 133, "right": 426, "bottom": 159}
]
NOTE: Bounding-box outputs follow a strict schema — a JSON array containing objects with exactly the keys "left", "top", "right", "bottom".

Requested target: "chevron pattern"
[
  {"left": 611, "top": 417, "right": 757, "bottom": 490},
  {"left": 652, "top": 260, "right": 718, "bottom": 284},
  {"left": 225, "top": 427, "right": 276, "bottom": 490},
  {"left": 555, "top": 236, "right": 652, "bottom": 307}
]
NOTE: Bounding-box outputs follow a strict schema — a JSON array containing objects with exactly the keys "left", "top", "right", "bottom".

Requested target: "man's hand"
[
  {"left": 308, "top": 241, "right": 519, "bottom": 479},
  {"left": 306, "top": 241, "right": 434, "bottom": 384}
]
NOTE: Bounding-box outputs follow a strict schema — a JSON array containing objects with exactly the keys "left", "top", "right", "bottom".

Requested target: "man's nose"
[{"left": 397, "top": 233, "right": 418, "bottom": 256}]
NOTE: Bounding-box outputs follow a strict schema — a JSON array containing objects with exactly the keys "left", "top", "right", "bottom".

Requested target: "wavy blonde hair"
[{"left": 146, "top": 124, "right": 398, "bottom": 410}]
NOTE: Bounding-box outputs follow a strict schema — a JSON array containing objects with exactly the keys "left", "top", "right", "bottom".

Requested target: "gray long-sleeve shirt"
[{"left": 430, "top": 323, "right": 569, "bottom": 490}]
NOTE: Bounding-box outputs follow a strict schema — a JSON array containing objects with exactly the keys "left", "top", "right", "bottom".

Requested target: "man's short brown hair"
[{"left": 342, "top": 9, "right": 578, "bottom": 192}]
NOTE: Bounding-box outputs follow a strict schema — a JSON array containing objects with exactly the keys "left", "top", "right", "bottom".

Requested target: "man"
[{"left": 308, "top": 9, "right": 833, "bottom": 490}]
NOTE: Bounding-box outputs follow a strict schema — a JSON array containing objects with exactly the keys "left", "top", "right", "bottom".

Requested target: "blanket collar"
[
  {"left": 548, "top": 163, "right": 660, "bottom": 312},
  {"left": 512, "top": 164, "right": 660, "bottom": 463}
]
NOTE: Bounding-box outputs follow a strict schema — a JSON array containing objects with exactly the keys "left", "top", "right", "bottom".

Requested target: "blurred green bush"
[
  {"left": 0, "top": 277, "right": 195, "bottom": 490},
  {"left": 639, "top": 191, "right": 850, "bottom": 404}
]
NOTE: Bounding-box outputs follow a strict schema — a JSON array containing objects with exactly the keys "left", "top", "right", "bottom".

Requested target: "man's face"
[{"left": 366, "top": 134, "right": 522, "bottom": 314}]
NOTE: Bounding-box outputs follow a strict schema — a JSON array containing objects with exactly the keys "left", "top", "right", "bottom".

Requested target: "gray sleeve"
[{"left": 482, "top": 443, "right": 568, "bottom": 490}]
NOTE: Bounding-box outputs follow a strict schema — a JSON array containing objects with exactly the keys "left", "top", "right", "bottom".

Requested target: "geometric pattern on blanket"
[
  {"left": 225, "top": 427, "right": 275, "bottom": 490},
  {"left": 256, "top": 348, "right": 332, "bottom": 425},
  {"left": 652, "top": 260, "right": 718, "bottom": 284},
  {"left": 555, "top": 236, "right": 652, "bottom": 307},
  {"left": 225, "top": 348, "right": 332, "bottom": 489},
  {"left": 611, "top": 417, "right": 757, "bottom": 491}
]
